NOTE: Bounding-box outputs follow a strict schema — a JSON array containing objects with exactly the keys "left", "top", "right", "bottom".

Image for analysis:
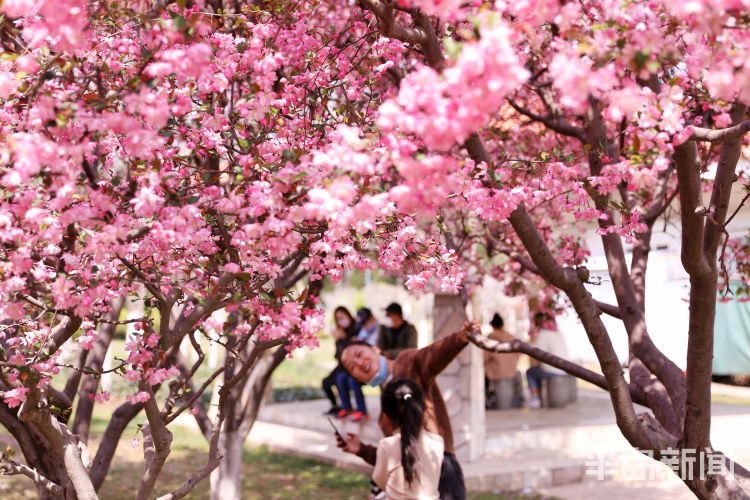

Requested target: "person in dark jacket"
[{"left": 377, "top": 302, "right": 418, "bottom": 359}]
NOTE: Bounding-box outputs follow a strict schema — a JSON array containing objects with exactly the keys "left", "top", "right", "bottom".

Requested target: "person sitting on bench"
[{"left": 526, "top": 312, "right": 568, "bottom": 408}]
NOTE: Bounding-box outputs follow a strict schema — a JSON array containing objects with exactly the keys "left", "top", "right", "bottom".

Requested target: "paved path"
[{"left": 249, "top": 384, "right": 750, "bottom": 499}]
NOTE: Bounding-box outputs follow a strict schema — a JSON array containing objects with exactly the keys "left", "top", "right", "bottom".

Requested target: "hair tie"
[{"left": 402, "top": 393, "right": 412, "bottom": 400}]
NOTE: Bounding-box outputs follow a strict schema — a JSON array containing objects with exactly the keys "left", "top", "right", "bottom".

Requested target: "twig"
[
  {"left": 467, "top": 332, "right": 610, "bottom": 390},
  {"left": 0, "top": 457, "right": 64, "bottom": 497}
]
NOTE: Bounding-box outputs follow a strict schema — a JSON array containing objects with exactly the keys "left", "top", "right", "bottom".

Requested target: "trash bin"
[
  {"left": 567, "top": 374, "right": 578, "bottom": 403},
  {"left": 544, "top": 375, "right": 570, "bottom": 408},
  {"left": 488, "top": 378, "right": 515, "bottom": 409}
]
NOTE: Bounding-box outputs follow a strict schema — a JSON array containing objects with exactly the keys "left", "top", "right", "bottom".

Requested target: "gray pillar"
[{"left": 433, "top": 293, "right": 485, "bottom": 463}]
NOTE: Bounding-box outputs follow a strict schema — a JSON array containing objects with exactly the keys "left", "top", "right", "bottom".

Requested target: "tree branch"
[
  {"left": 135, "top": 383, "right": 173, "bottom": 500},
  {"left": 507, "top": 97, "right": 586, "bottom": 141},
  {"left": 467, "top": 332, "right": 610, "bottom": 390},
  {"left": 0, "top": 456, "right": 64, "bottom": 497},
  {"left": 358, "top": 0, "right": 427, "bottom": 47},
  {"left": 684, "top": 103, "right": 746, "bottom": 452},
  {"left": 674, "top": 140, "right": 711, "bottom": 277},
  {"left": 690, "top": 120, "right": 750, "bottom": 142},
  {"left": 17, "top": 389, "right": 97, "bottom": 499},
  {"left": 90, "top": 401, "right": 144, "bottom": 490},
  {"left": 506, "top": 206, "right": 651, "bottom": 449},
  {"left": 502, "top": 248, "right": 623, "bottom": 319}
]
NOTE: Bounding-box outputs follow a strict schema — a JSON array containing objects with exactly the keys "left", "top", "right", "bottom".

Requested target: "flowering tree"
[
  {"left": 337, "top": 1, "right": 750, "bottom": 499},
  {"left": 0, "top": 1, "right": 461, "bottom": 498},
  {"left": 3, "top": 1, "right": 750, "bottom": 500}
]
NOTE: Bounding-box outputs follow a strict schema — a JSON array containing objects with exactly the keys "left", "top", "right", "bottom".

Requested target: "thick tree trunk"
[
  {"left": 209, "top": 431, "right": 244, "bottom": 500},
  {"left": 685, "top": 461, "right": 750, "bottom": 500}
]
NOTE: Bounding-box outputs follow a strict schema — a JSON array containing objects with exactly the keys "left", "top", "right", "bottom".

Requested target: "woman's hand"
[
  {"left": 336, "top": 432, "right": 361, "bottom": 454},
  {"left": 459, "top": 321, "right": 481, "bottom": 341}
]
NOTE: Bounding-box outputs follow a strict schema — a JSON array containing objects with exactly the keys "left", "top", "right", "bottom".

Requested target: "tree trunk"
[{"left": 209, "top": 431, "right": 244, "bottom": 500}]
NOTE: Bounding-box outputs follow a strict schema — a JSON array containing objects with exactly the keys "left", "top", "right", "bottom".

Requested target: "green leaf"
[
  {"left": 170, "top": 12, "right": 187, "bottom": 30},
  {"left": 443, "top": 37, "right": 462, "bottom": 60},
  {"left": 633, "top": 50, "right": 650, "bottom": 70}
]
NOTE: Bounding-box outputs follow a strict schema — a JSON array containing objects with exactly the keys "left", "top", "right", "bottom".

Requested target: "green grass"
[{"left": 711, "top": 393, "right": 750, "bottom": 406}]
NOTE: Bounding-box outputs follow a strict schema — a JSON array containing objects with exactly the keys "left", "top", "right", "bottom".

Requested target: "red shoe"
[
  {"left": 349, "top": 411, "right": 369, "bottom": 423},
  {"left": 336, "top": 409, "right": 351, "bottom": 419}
]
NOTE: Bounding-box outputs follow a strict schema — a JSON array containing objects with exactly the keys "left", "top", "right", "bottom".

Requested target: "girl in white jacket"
[{"left": 372, "top": 379, "right": 444, "bottom": 500}]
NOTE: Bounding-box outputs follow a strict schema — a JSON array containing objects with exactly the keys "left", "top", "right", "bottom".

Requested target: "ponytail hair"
[{"left": 381, "top": 379, "right": 426, "bottom": 485}]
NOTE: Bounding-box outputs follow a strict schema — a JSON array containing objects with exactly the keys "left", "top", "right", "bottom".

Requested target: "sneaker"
[
  {"left": 336, "top": 409, "right": 351, "bottom": 419},
  {"left": 349, "top": 411, "right": 370, "bottom": 423},
  {"left": 323, "top": 406, "right": 340, "bottom": 416},
  {"left": 528, "top": 397, "right": 541, "bottom": 409}
]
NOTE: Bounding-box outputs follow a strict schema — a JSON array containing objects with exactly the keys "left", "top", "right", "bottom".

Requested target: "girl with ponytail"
[{"left": 372, "top": 379, "right": 444, "bottom": 499}]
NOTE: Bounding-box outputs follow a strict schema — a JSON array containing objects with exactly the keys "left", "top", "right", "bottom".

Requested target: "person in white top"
[
  {"left": 372, "top": 379, "right": 444, "bottom": 500},
  {"left": 526, "top": 313, "right": 569, "bottom": 408}
]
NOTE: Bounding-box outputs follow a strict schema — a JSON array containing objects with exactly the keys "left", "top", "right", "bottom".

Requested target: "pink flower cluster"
[{"left": 377, "top": 19, "right": 528, "bottom": 151}]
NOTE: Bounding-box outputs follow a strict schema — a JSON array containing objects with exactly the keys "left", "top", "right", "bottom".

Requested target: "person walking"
[
  {"left": 371, "top": 379, "right": 443, "bottom": 500},
  {"left": 336, "top": 321, "right": 479, "bottom": 500},
  {"left": 378, "top": 303, "right": 418, "bottom": 359}
]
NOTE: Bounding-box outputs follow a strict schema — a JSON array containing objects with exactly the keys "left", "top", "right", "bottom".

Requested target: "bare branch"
[
  {"left": 116, "top": 224, "right": 153, "bottom": 244},
  {"left": 73, "top": 298, "right": 124, "bottom": 444},
  {"left": 117, "top": 255, "right": 168, "bottom": 304},
  {"left": 704, "top": 103, "right": 747, "bottom": 258},
  {"left": 17, "top": 389, "right": 98, "bottom": 499},
  {"left": 467, "top": 332, "right": 610, "bottom": 390},
  {"left": 725, "top": 192, "right": 750, "bottom": 228},
  {"left": 507, "top": 97, "right": 586, "bottom": 141},
  {"left": 0, "top": 456, "right": 64, "bottom": 497},
  {"left": 507, "top": 206, "right": 650, "bottom": 449},
  {"left": 21, "top": 295, "right": 73, "bottom": 316},
  {"left": 501, "top": 248, "right": 623, "bottom": 319},
  {"left": 41, "top": 316, "right": 83, "bottom": 360},
  {"left": 135, "top": 382, "right": 173, "bottom": 500},
  {"left": 359, "top": 0, "right": 427, "bottom": 46},
  {"left": 691, "top": 120, "right": 750, "bottom": 142}
]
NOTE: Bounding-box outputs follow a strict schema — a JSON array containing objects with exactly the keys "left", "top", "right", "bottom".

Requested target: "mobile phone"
[{"left": 327, "top": 417, "right": 344, "bottom": 440}]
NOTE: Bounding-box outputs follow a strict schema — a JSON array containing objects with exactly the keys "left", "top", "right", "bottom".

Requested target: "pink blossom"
[
  {"left": 126, "top": 391, "right": 151, "bottom": 405},
  {"left": 2, "top": 387, "right": 29, "bottom": 408},
  {"left": 93, "top": 392, "right": 110, "bottom": 403},
  {"left": 224, "top": 262, "right": 241, "bottom": 274}
]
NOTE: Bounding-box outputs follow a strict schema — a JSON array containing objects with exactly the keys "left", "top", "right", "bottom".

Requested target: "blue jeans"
[
  {"left": 526, "top": 365, "right": 559, "bottom": 390},
  {"left": 335, "top": 371, "right": 366, "bottom": 413}
]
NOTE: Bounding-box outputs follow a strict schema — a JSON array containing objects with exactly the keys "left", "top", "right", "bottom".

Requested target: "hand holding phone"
[{"left": 327, "top": 417, "right": 344, "bottom": 440}]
